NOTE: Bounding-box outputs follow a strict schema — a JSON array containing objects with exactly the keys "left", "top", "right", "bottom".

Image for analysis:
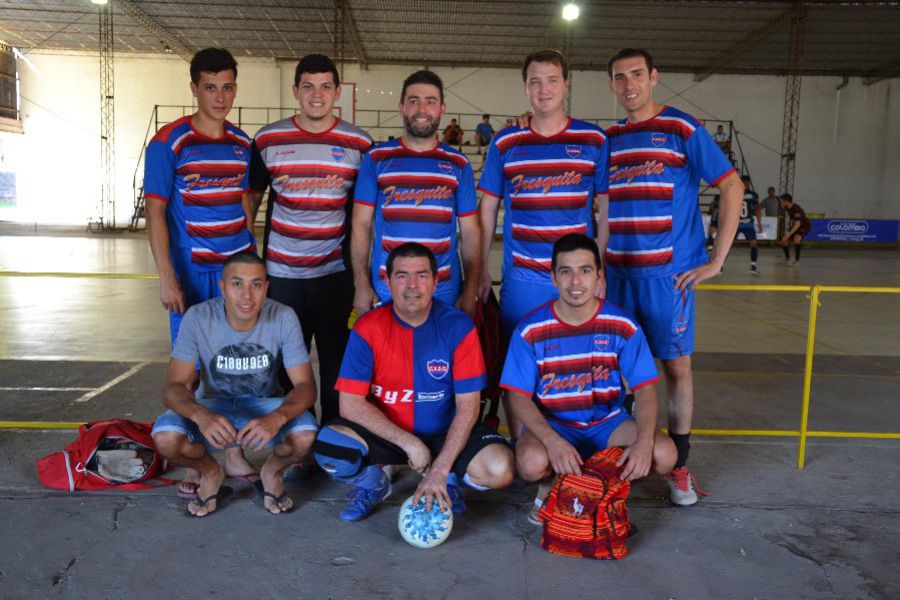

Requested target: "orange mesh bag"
[{"left": 539, "top": 446, "right": 631, "bottom": 560}]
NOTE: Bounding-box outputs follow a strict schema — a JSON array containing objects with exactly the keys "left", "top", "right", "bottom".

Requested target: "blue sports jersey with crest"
[
  {"left": 500, "top": 300, "right": 658, "bottom": 427},
  {"left": 740, "top": 189, "right": 759, "bottom": 223},
  {"left": 144, "top": 116, "right": 255, "bottom": 272},
  {"left": 605, "top": 106, "right": 735, "bottom": 279},
  {"left": 478, "top": 119, "right": 609, "bottom": 283},
  {"left": 335, "top": 300, "right": 487, "bottom": 436},
  {"left": 353, "top": 139, "right": 477, "bottom": 302}
]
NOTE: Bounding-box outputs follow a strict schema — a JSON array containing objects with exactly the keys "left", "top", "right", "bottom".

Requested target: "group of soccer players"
[{"left": 145, "top": 44, "right": 748, "bottom": 521}]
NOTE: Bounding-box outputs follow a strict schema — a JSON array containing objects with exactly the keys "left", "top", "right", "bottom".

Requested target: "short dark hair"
[
  {"left": 386, "top": 243, "right": 438, "bottom": 277},
  {"left": 780, "top": 193, "right": 793, "bottom": 202},
  {"left": 190, "top": 48, "right": 238, "bottom": 84},
  {"left": 522, "top": 49, "right": 568, "bottom": 82},
  {"left": 401, "top": 70, "right": 444, "bottom": 103},
  {"left": 552, "top": 234, "right": 602, "bottom": 272},
  {"left": 741, "top": 175, "right": 752, "bottom": 183},
  {"left": 607, "top": 48, "right": 654, "bottom": 78},
  {"left": 222, "top": 250, "right": 266, "bottom": 274},
  {"left": 482, "top": 114, "right": 490, "bottom": 120},
  {"left": 294, "top": 53, "right": 339, "bottom": 87}
]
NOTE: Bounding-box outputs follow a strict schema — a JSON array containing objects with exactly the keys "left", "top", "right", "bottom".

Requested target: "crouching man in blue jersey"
[
  {"left": 314, "top": 243, "right": 514, "bottom": 521},
  {"left": 500, "top": 234, "right": 676, "bottom": 524}
]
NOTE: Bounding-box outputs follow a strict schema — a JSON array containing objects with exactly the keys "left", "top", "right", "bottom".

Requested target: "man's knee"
[
  {"left": 663, "top": 355, "right": 692, "bottom": 381},
  {"left": 313, "top": 425, "right": 369, "bottom": 480},
  {"left": 652, "top": 431, "right": 677, "bottom": 475},
  {"left": 284, "top": 429, "right": 316, "bottom": 455},
  {"left": 153, "top": 431, "right": 189, "bottom": 458},
  {"left": 515, "top": 439, "right": 551, "bottom": 482},
  {"left": 467, "top": 444, "right": 515, "bottom": 489}
]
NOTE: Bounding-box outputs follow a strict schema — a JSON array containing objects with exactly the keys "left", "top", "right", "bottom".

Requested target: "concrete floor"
[{"left": 0, "top": 228, "right": 898, "bottom": 599}]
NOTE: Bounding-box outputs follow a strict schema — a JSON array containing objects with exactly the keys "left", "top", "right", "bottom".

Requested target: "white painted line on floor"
[
  {"left": 73, "top": 362, "right": 150, "bottom": 404},
  {"left": 0, "top": 355, "right": 169, "bottom": 363},
  {"left": 0, "top": 387, "right": 94, "bottom": 392}
]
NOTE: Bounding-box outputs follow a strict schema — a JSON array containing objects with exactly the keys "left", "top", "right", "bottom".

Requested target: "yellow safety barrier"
[{"left": 0, "top": 273, "right": 898, "bottom": 469}]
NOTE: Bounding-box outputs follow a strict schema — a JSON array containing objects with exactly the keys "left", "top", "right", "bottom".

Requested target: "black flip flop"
[
  {"left": 187, "top": 485, "right": 233, "bottom": 517},
  {"left": 263, "top": 490, "right": 293, "bottom": 515}
]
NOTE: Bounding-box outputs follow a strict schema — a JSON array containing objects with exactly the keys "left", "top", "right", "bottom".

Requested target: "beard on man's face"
[{"left": 403, "top": 113, "right": 440, "bottom": 139}]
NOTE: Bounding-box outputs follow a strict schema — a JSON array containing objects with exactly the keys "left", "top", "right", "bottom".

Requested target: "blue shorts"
[
  {"left": 152, "top": 397, "right": 318, "bottom": 450},
  {"left": 605, "top": 275, "right": 695, "bottom": 360},
  {"left": 169, "top": 268, "right": 222, "bottom": 346},
  {"left": 736, "top": 222, "right": 757, "bottom": 241},
  {"left": 546, "top": 411, "right": 633, "bottom": 459},
  {"left": 500, "top": 277, "right": 558, "bottom": 342}
]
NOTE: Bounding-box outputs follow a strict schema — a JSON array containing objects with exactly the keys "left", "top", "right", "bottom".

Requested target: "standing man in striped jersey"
[
  {"left": 145, "top": 48, "right": 259, "bottom": 490},
  {"left": 244, "top": 54, "right": 372, "bottom": 424},
  {"left": 478, "top": 49, "right": 610, "bottom": 443},
  {"left": 602, "top": 48, "right": 743, "bottom": 505},
  {"left": 351, "top": 70, "right": 481, "bottom": 319}
]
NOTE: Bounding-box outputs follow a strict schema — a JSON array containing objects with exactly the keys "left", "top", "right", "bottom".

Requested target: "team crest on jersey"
[
  {"left": 438, "top": 161, "right": 453, "bottom": 174},
  {"left": 593, "top": 335, "right": 610, "bottom": 348},
  {"left": 426, "top": 359, "right": 450, "bottom": 380},
  {"left": 651, "top": 134, "right": 668, "bottom": 147},
  {"left": 232, "top": 147, "right": 246, "bottom": 160},
  {"left": 565, "top": 145, "right": 582, "bottom": 158},
  {"left": 330, "top": 146, "right": 346, "bottom": 162}
]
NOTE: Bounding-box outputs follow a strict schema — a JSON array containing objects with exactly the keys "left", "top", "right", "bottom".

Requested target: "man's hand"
[
  {"left": 545, "top": 435, "right": 583, "bottom": 476},
  {"left": 353, "top": 284, "right": 378, "bottom": 316},
  {"left": 456, "top": 291, "right": 478, "bottom": 320},
  {"left": 675, "top": 262, "right": 722, "bottom": 291},
  {"left": 195, "top": 412, "right": 237, "bottom": 449},
  {"left": 477, "top": 269, "right": 493, "bottom": 304},
  {"left": 757, "top": 222, "right": 764, "bottom": 234},
  {"left": 412, "top": 468, "right": 450, "bottom": 512},
  {"left": 236, "top": 413, "right": 286, "bottom": 451},
  {"left": 616, "top": 439, "right": 653, "bottom": 481},
  {"left": 159, "top": 273, "right": 186, "bottom": 313},
  {"left": 780, "top": 237, "right": 790, "bottom": 247},
  {"left": 404, "top": 437, "right": 432, "bottom": 473}
]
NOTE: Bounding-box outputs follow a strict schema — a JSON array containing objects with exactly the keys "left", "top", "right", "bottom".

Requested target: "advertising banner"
[{"left": 806, "top": 219, "right": 899, "bottom": 243}]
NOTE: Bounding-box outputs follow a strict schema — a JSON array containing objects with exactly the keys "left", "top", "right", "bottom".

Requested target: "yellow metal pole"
[
  {"left": 798, "top": 285, "right": 821, "bottom": 469},
  {"left": 0, "top": 421, "right": 84, "bottom": 429}
]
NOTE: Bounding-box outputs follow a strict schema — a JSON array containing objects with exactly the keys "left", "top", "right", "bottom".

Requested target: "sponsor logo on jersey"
[
  {"left": 383, "top": 185, "right": 454, "bottom": 206},
  {"left": 184, "top": 173, "right": 244, "bottom": 190},
  {"left": 651, "top": 134, "right": 667, "bottom": 147},
  {"left": 273, "top": 174, "right": 345, "bottom": 193},
  {"left": 274, "top": 149, "right": 295, "bottom": 157},
  {"left": 609, "top": 161, "right": 666, "bottom": 184},
  {"left": 565, "top": 145, "right": 582, "bottom": 159},
  {"left": 540, "top": 365, "right": 611, "bottom": 395},
  {"left": 510, "top": 172, "right": 582, "bottom": 195},
  {"left": 233, "top": 147, "right": 247, "bottom": 160},
  {"left": 426, "top": 359, "right": 450, "bottom": 380},
  {"left": 331, "top": 146, "right": 346, "bottom": 162},
  {"left": 593, "top": 335, "right": 610, "bottom": 347},
  {"left": 417, "top": 391, "right": 445, "bottom": 403},
  {"left": 438, "top": 161, "right": 453, "bottom": 174}
]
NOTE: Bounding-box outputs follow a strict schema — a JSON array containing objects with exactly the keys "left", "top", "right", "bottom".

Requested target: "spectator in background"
[
  {"left": 475, "top": 114, "right": 495, "bottom": 155},
  {"left": 713, "top": 124, "right": 730, "bottom": 154},
  {"left": 443, "top": 118, "right": 464, "bottom": 146},
  {"left": 762, "top": 186, "right": 780, "bottom": 217},
  {"left": 505, "top": 117, "right": 515, "bottom": 127}
]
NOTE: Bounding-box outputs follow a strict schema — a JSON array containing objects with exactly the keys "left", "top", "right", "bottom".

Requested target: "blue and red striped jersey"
[
  {"left": 605, "top": 106, "right": 735, "bottom": 278},
  {"left": 478, "top": 119, "right": 609, "bottom": 283},
  {"left": 354, "top": 139, "right": 477, "bottom": 303},
  {"left": 336, "top": 300, "right": 487, "bottom": 436},
  {"left": 144, "top": 116, "right": 255, "bottom": 271},
  {"left": 500, "top": 300, "right": 658, "bottom": 427}
]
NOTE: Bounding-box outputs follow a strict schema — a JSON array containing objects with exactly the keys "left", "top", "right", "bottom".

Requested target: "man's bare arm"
[
  {"left": 477, "top": 192, "right": 501, "bottom": 300},
  {"left": 242, "top": 190, "right": 264, "bottom": 234},
  {"left": 594, "top": 192, "right": 610, "bottom": 258},
  {"left": 146, "top": 197, "right": 185, "bottom": 313},
  {"left": 617, "top": 384, "right": 658, "bottom": 481},
  {"left": 350, "top": 203, "right": 377, "bottom": 314},
  {"left": 235, "top": 362, "right": 317, "bottom": 450},
  {"left": 456, "top": 215, "right": 482, "bottom": 317},
  {"left": 162, "top": 357, "right": 235, "bottom": 448},
  {"left": 340, "top": 391, "right": 422, "bottom": 455},
  {"left": 508, "top": 389, "right": 582, "bottom": 475}
]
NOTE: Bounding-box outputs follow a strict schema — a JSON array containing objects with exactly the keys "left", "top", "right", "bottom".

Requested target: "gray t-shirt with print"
[{"left": 173, "top": 297, "right": 309, "bottom": 400}]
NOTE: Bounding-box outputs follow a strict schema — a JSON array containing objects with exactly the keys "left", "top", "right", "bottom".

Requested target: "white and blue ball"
[{"left": 398, "top": 495, "right": 453, "bottom": 548}]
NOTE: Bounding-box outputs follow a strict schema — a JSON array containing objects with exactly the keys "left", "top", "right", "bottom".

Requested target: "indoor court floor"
[{"left": 0, "top": 228, "right": 897, "bottom": 599}]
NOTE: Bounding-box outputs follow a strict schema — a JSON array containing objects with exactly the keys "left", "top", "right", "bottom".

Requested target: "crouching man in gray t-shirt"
[{"left": 152, "top": 251, "right": 318, "bottom": 517}]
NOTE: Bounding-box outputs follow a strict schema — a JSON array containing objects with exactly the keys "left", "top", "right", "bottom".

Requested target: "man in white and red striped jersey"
[
  {"left": 602, "top": 48, "right": 743, "bottom": 506},
  {"left": 244, "top": 54, "right": 372, "bottom": 424}
]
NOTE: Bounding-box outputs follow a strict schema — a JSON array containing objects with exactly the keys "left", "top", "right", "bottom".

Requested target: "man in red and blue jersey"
[
  {"left": 601, "top": 48, "right": 744, "bottom": 505},
  {"left": 144, "top": 48, "right": 259, "bottom": 490},
  {"left": 502, "top": 234, "right": 676, "bottom": 524},
  {"left": 478, "top": 49, "right": 610, "bottom": 438},
  {"left": 351, "top": 70, "right": 481, "bottom": 320},
  {"left": 314, "top": 243, "right": 514, "bottom": 521},
  {"left": 243, "top": 54, "right": 372, "bottom": 424}
]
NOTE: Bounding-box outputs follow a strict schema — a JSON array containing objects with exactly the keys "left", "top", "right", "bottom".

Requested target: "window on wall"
[{"left": 0, "top": 48, "right": 21, "bottom": 126}]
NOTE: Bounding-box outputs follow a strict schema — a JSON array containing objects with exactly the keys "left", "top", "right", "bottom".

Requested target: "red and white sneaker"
[{"left": 666, "top": 466, "right": 709, "bottom": 506}]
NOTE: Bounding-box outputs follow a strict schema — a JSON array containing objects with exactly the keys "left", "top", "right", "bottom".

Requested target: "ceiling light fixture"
[{"left": 562, "top": 3, "right": 580, "bottom": 21}]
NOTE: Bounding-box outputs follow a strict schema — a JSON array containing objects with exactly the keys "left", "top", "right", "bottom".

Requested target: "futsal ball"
[{"left": 398, "top": 495, "right": 453, "bottom": 548}]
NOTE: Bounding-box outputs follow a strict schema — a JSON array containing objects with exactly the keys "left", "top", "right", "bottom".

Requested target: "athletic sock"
[
  {"left": 794, "top": 244, "right": 802, "bottom": 261},
  {"left": 783, "top": 245, "right": 791, "bottom": 260},
  {"left": 462, "top": 472, "right": 489, "bottom": 491},
  {"left": 750, "top": 247, "right": 758, "bottom": 262},
  {"left": 670, "top": 432, "right": 691, "bottom": 470}
]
